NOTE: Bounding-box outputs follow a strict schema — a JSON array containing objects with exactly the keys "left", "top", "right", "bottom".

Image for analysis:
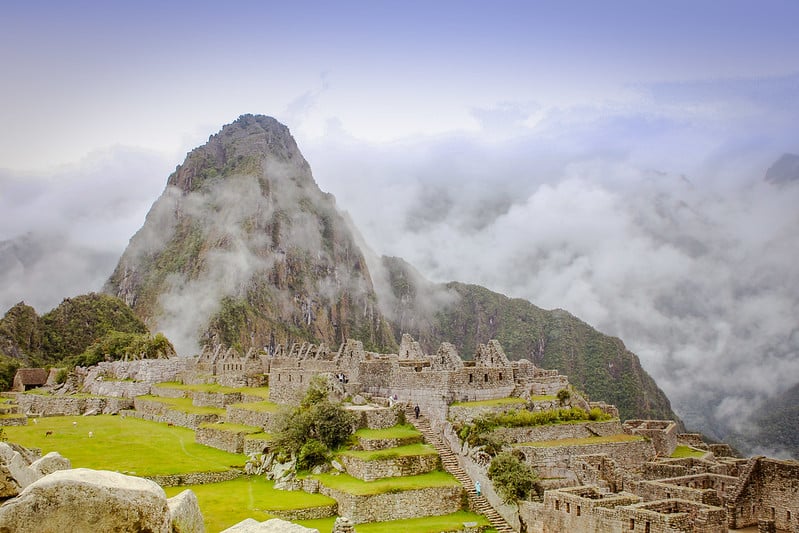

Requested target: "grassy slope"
[{"left": 3, "top": 415, "right": 244, "bottom": 476}]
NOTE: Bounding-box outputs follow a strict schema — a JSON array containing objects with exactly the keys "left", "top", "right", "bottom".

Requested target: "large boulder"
[
  {"left": 29, "top": 451, "right": 71, "bottom": 477},
  {"left": 221, "top": 518, "right": 319, "bottom": 533},
  {"left": 168, "top": 489, "right": 205, "bottom": 533},
  {"left": 0, "top": 469, "right": 171, "bottom": 533}
]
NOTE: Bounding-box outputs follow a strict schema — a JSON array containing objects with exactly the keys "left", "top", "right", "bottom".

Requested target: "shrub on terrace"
[
  {"left": 272, "top": 377, "right": 355, "bottom": 469},
  {"left": 457, "top": 406, "right": 612, "bottom": 451},
  {"left": 488, "top": 451, "right": 540, "bottom": 504}
]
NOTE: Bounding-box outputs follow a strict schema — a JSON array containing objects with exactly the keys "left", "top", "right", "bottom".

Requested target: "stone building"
[{"left": 11, "top": 368, "right": 49, "bottom": 392}]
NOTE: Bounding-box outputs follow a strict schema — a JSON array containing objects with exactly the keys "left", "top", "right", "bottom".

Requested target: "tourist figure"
[
  {"left": 414, "top": 404, "right": 420, "bottom": 419},
  {"left": 475, "top": 480, "right": 481, "bottom": 496}
]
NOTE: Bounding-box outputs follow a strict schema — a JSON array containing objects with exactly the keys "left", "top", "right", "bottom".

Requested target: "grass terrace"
[
  {"left": 670, "top": 445, "right": 707, "bottom": 458},
  {"left": 164, "top": 476, "right": 337, "bottom": 533},
  {"left": 353, "top": 424, "right": 421, "bottom": 440},
  {"left": 137, "top": 395, "right": 226, "bottom": 416},
  {"left": 338, "top": 443, "right": 438, "bottom": 461},
  {"left": 3, "top": 415, "right": 244, "bottom": 476},
  {"left": 312, "top": 471, "right": 460, "bottom": 496},
  {"left": 519, "top": 434, "right": 644, "bottom": 447},
  {"left": 153, "top": 382, "right": 271, "bottom": 399}
]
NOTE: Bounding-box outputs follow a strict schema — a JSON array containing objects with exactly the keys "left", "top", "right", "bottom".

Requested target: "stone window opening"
[
  {"left": 576, "top": 505, "right": 581, "bottom": 516},
  {"left": 483, "top": 373, "right": 488, "bottom": 383},
  {"left": 629, "top": 518, "right": 634, "bottom": 530},
  {"left": 787, "top": 510, "right": 791, "bottom": 521},
  {"left": 566, "top": 502, "right": 570, "bottom": 513},
  {"left": 644, "top": 522, "right": 650, "bottom": 533},
  {"left": 499, "top": 372, "right": 503, "bottom": 380},
  {"left": 469, "top": 374, "right": 473, "bottom": 383},
  {"left": 771, "top": 507, "right": 775, "bottom": 519},
  {"left": 554, "top": 500, "right": 560, "bottom": 511}
]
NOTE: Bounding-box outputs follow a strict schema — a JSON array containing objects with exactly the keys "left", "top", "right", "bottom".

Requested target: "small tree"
[
  {"left": 556, "top": 388, "right": 571, "bottom": 406},
  {"left": 488, "top": 451, "right": 539, "bottom": 504},
  {"left": 272, "top": 375, "right": 356, "bottom": 469}
]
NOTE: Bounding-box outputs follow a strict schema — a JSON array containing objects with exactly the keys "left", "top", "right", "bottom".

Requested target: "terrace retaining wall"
[{"left": 339, "top": 452, "right": 439, "bottom": 481}]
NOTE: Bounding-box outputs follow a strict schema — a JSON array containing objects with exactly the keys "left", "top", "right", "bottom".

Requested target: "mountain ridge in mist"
[{"left": 102, "top": 114, "right": 678, "bottom": 423}]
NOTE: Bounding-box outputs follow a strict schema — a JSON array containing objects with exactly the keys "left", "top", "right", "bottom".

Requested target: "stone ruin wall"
[
  {"left": 338, "top": 452, "right": 439, "bottom": 482},
  {"left": 623, "top": 420, "right": 678, "bottom": 457},
  {"left": 517, "top": 439, "right": 657, "bottom": 471},
  {"left": 311, "top": 483, "right": 463, "bottom": 524},
  {"left": 727, "top": 457, "right": 799, "bottom": 531},
  {"left": 492, "top": 420, "right": 625, "bottom": 445},
  {"left": 541, "top": 487, "right": 642, "bottom": 533},
  {"left": 17, "top": 395, "right": 133, "bottom": 417},
  {"left": 540, "top": 487, "right": 729, "bottom": 533}
]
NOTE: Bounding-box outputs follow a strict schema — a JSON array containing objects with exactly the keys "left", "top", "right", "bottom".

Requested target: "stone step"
[{"left": 404, "top": 407, "right": 516, "bottom": 533}]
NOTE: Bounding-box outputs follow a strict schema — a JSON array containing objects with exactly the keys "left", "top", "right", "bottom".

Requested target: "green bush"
[
  {"left": 556, "top": 388, "right": 571, "bottom": 405},
  {"left": 487, "top": 452, "right": 539, "bottom": 504},
  {"left": 298, "top": 439, "right": 328, "bottom": 470},
  {"left": 272, "top": 380, "right": 355, "bottom": 467},
  {"left": 457, "top": 405, "right": 612, "bottom": 451}
]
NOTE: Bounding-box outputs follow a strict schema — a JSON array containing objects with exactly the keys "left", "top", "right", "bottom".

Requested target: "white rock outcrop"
[
  {"left": 29, "top": 451, "right": 71, "bottom": 478},
  {"left": 0, "top": 468, "right": 172, "bottom": 533},
  {"left": 168, "top": 488, "right": 206, "bottom": 533}
]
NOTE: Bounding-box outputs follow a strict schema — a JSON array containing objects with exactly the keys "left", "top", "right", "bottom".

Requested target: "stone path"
[{"left": 405, "top": 406, "right": 516, "bottom": 533}]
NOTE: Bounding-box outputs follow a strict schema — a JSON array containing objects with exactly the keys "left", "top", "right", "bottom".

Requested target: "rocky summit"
[{"left": 105, "top": 114, "right": 396, "bottom": 356}]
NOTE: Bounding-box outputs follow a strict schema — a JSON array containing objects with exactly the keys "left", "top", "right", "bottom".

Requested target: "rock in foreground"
[{"left": 0, "top": 468, "right": 202, "bottom": 533}]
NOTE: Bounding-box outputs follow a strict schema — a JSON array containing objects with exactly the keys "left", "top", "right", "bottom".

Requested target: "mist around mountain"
[
  {"left": 104, "top": 115, "right": 396, "bottom": 356},
  {"left": 97, "top": 114, "right": 678, "bottom": 423}
]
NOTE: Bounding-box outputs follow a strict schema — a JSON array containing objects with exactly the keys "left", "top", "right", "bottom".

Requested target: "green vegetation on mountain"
[
  {"left": 39, "top": 293, "right": 148, "bottom": 364},
  {"left": 69, "top": 331, "right": 175, "bottom": 367},
  {"left": 381, "top": 256, "right": 678, "bottom": 423},
  {"left": 0, "top": 293, "right": 149, "bottom": 372}
]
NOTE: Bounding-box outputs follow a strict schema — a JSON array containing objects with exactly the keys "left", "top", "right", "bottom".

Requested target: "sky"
[{"left": 1, "top": 1, "right": 799, "bottom": 449}]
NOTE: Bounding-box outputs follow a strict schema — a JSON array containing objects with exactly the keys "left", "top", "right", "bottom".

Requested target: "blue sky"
[
  {"left": 1, "top": 1, "right": 799, "bottom": 449},
  {"left": 2, "top": 1, "right": 798, "bottom": 169}
]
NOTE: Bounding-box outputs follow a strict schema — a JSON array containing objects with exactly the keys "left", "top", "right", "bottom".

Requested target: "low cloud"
[{"left": 307, "top": 73, "right": 799, "bottom": 440}]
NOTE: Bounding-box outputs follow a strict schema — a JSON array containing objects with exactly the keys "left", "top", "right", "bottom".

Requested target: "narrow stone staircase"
[{"left": 405, "top": 406, "right": 516, "bottom": 533}]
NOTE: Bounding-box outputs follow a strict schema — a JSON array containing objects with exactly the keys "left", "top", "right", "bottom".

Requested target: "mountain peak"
[
  {"left": 168, "top": 115, "right": 308, "bottom": 194},
  {"left": 105, "top": 115, "right": 396, "bottom": 355}
]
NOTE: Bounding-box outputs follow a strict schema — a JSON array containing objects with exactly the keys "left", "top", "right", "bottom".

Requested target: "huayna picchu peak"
[{"left": 105, "top": 114, "right": 396, "bottom": 357}]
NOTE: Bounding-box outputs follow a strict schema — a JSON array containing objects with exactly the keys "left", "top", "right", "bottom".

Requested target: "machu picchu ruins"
[{"left": 3, "top": 334, "right": 797, "bottom": 533}]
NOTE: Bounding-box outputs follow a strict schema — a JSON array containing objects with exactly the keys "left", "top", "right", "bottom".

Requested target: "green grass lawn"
[
  {"left": 3, "top": 415, "right": 244, "bottom": 476},
  {"left": 519, "top": 434, "right": 644, "bottom": 447},
  {"left": 164, "top": 476, "right": 336, "bottom": 533},
  {"left": 670, "top": 445, "right": 707, "bottom": 458},
  {"left": 338, "top": 443, "right": 437, "bottom": 461},
  {"left": 137, "top": 395, "right": 226, "bottom": 416},
  {"left": 312, "top": 471, "right": 460, "bottom": 495},
  {"left": 353, "top": 424, "right": 421, "bottom": 440},
  {"left": 154, "top": 382, "right": 271, "bottom": 399}
]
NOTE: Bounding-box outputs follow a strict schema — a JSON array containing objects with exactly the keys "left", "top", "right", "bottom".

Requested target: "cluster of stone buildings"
[{"left": 9, "top": 334, "right": 799, "bottom": 532}]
